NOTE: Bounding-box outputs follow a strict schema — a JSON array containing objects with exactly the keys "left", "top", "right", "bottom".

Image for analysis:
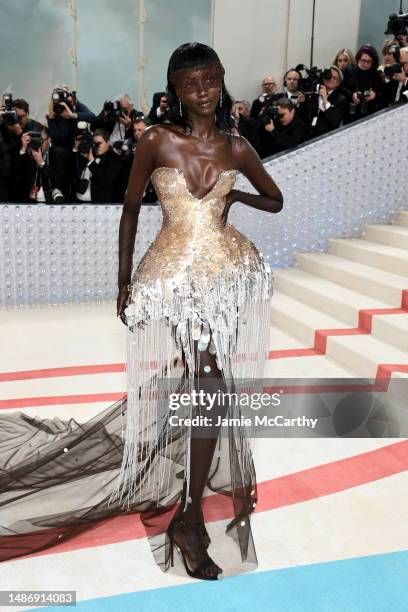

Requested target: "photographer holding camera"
[
  {"left": 94, "top": 93, "right": 141, "bottom": 144},
  {"left": 147, "top": 92, "right": 170, "bottom": 124},
  {"left": 0, "top": 97, "right": 44, "bottom": 150},
  {"left": 259, "top": 98, "right": 307, "bottom": 158},
  {"left": 298, "top": 66, "right": 348, "bottom": 138},
  {"left": 343, "top": 45, "right": 384, "bottom": 122},
  {"left": 14, "top": 127, "right": 70, "bottom": 203},
  {"left": 47, "top": 85, "right": 96, "bottom": 151},
  {"left": 250, "top": 76, "right": 280, "bottom": 120},
  {"left": 383, "top": 45, "right": 408, "bottom": 106},
  {"left": 73, "top": 128, "right": 122, "bottom": 203}
]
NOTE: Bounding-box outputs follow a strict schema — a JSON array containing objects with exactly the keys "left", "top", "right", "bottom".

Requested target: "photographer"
[
  {"left": 343, "top": 45, "right": 384, "bottom": 122},
  {"left": 259, "top": 98, "right": 306, "bottom": 158},
  {"left": 281, "top": 69, "right": 305, "bottom": 106},
  {"left": 383, "top": 46, "right": 408, "bottom": 106},
  {"left": 147, "top": 92, "right": 170, "bottom": 124},
  {"left": 232, "top": 100, "right": 261, "bottom": 154},
  {"left": 73, "top": 128, "right": 122, "bottom": 203},
  {"left": 250, "top": 76, "right": 279, "bottom": 120},
  {"left": 94, "top": 93, "right": 141, "bottom": 143},
  {"left": 298, "top": 66, "right": 348, "bottom": 138},
  {"left": 47, "top": 85, "right": 96, "bottom": 151},
  {"left": 14, "top": 127, "right": 70, "bottom": 203},
  {"left": 0, "top": 97, "right": 44, "bottom": 151}
]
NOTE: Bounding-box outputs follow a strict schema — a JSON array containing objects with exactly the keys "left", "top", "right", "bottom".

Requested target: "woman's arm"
[
  {"left": 117, "top": 126, "right": 159, "bottom": 321},
  {"left": 226, "top": 136, "right": 283, "bottom": 216}
]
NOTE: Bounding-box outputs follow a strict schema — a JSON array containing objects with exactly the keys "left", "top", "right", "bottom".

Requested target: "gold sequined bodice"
[{"left": 133, "top": 166, "right": 263, "bottom": 285}]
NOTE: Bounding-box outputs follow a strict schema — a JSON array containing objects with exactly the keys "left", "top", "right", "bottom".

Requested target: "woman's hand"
[{"left": 117, "top": 286, "right": 129, "bottom": 326}]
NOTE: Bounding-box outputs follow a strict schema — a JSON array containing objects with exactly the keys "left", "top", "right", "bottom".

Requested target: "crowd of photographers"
[{"left": 0, "top": 28, "right": 407, "bottom": 204}]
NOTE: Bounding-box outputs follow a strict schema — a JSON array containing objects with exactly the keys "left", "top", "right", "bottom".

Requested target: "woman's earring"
[
  {"left": 179, "top": 97, "right": 183, "bottom": 116},
  {"left": 219, "top": 89, "right": 223, "bottom": 108}
]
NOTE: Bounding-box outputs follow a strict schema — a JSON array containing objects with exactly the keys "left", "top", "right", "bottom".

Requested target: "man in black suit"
[
  {"left": 299, "top": 66, "right": 348, "bottom": 139},
  {"left": 384, "top": 47, "right": 408, "bottom": 106},
  {"left": 250, "top": 75, "right": 279, "bottom": 120},
  {"left": 13, "top": 127, "right": 70, "bottom": 202},
  {"left": 74, "top": 128, "right": 122, "bottom": 203},
  {"left": 259, "top": 98, "right": 307, "bottom": 158}
]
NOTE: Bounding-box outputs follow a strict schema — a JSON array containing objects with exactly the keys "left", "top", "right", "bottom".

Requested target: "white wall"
[{"left": 213, "top": 0, "right": 362, "bottom": 102}]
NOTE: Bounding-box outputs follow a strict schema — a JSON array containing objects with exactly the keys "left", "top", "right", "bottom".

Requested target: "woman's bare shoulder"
[{"left": 142, "top": 123, "right": 185, "bottom": 143}]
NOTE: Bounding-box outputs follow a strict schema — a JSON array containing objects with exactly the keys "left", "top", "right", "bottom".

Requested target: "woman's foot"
[
  {"left": 173, "top": 505, "right": 211, "bottom": 548},
  {"left": 168, "top": 516, "right": 222, "bottom": 579}
]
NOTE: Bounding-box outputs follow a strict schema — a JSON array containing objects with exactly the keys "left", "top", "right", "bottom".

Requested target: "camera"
[
  {"left": 52, "top": 89, "right": 72, "bottom": 115},
  {"left": 76, "top": 121, "right": 94, "bottom": 156},
  {"left": 0, "top": 93, "right": 18, "bottom": 125},
  {"left": 103, "top": 100, "right": 123, "bottom": 121},
  {"left": 295, "top": 65, "right": 333, "bottom": 94},
  {"left": 385, "top": 12, "right": 408, "bottom": 36},
  {"left": 349, "top": 91, "right": 371, "bottom": 116},
  {"left": 27, "top": 131, "right": 42, "bottom": 151},
  {"left": 112, "top": 138, "right": 132, "bottom": 158},
  {"left": 259, "top": 104, "right": 280, "bottom": 126},
  {"left": 384, "top": 63, "right": 404, "bottom": 77}
]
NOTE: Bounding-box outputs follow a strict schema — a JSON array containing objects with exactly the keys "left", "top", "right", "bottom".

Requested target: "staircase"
[{"left": 270, "top": 210, "right": 408, "bottom": 382}]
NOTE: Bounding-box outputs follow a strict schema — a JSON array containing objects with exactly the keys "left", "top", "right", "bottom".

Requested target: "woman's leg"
[{"left": 170, "top": 331, "right": 229, "bottom": 577}]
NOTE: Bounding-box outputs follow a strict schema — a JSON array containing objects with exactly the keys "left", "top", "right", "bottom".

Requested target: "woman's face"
[
  {"left": 175, "top": 64, "right": 223, "bottom": 116},
  {"left": 337, "top": 54, "right": 349, "bottom": 71},
  {"left": 358, "top": 53, "right": 373, "bottom": 71}
]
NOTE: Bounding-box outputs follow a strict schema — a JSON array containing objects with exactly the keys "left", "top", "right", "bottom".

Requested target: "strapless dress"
[{"left": 0, "top": 165, "right": 273, "bottom": 575}]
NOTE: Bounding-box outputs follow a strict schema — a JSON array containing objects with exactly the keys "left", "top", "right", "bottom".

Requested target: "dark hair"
[
  {"left": 166, "top": 42, "right": 234, "bottom": 134},
  {"left": 275, "top": 98, "right": 296, "bottom": 111},
  {"left": 151, "top": 91, "right": 167, "bottom": 110},
  {"left": 14, "top": 98, "right": 29, "bottom": 114},
  {"left": 356, "top": 44, "right": 379, "bottom": 69},
  {"left": 134, "top": 116, "right": 151, "bottom": 126},
  {"left": 93, "top": 128, "right": 110, "bottom": 142}
]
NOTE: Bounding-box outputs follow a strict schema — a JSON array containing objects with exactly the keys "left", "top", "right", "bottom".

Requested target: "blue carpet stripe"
[{"left": 30, "top": 549, "right": 408, "bottom": 612}]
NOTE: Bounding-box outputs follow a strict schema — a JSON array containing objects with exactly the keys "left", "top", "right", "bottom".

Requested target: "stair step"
[
  {"left": 274, "top": 268, "right": 391, "bottom": 326},
  {"left": 325, "top": 333, "right": 408, "bottom": 379},
  {"left": 274, "top": 268, "right": 407, "bottom": 351},
  {"left": 328, "top": 238, "right": 408, "bottom": 276},
  {"left": 296, "top": 253, "right": 407, "bottom": 305},
  {"left": 362, "top": 224, "right": 408, "bottom": 250},
  {"left": 271, "top": 291, "right": 350, "bottom": 346},
  {"left": 370, "top": 313, "right": 408, "bottom": 353},
  {"left": 392, "top": 210, "right": 408, "bottom": 228}
]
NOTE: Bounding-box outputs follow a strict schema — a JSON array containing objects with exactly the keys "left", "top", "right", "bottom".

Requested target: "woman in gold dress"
[
  {"left": 114, "top": 43, "right": 283, "bottom": 580},
  {"left": 0, "top": 43, "right": 282, "bottom": 581}
]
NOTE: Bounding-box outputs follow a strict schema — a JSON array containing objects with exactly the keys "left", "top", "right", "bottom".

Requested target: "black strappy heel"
[
  {"left": 172, "top": 506, "right": 211, "bottom": 548},
  {"left": 167, "top": 517, "right": 222, "bottom": 580}
]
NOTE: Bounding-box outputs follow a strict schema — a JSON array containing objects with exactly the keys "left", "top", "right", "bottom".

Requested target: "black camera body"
[
  {"left": 384, "top": 63, "right": 404, "bottom": 77},
  {"left": 0, "top": 93, "right": 18, "bottom": 125},
  {"left": 385, "top": 12, "right": 408, "bottom": 36},
  {"left": 296, "top": 65, "right": 333, "bottom": 95},
  {"left": 52, "top": 89, "right": 72, "bottom": 115},
  {"left": 76, "top": 121, "right": 94, "bottom": 156},
  {"left": 27, "top": 131, "right": 42, "bottom": 151},
  {"left": 259, "top": 104, "right": 280, "bottom": 126},
  {"left": 112, "top": 138, "right": 133, "bottom": 159},
  {"left": 103, "top": 100, "right": 122, "bottom": 121},
  {"left": 349, "top": 90, "right": 371, "bottom": 116}
]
